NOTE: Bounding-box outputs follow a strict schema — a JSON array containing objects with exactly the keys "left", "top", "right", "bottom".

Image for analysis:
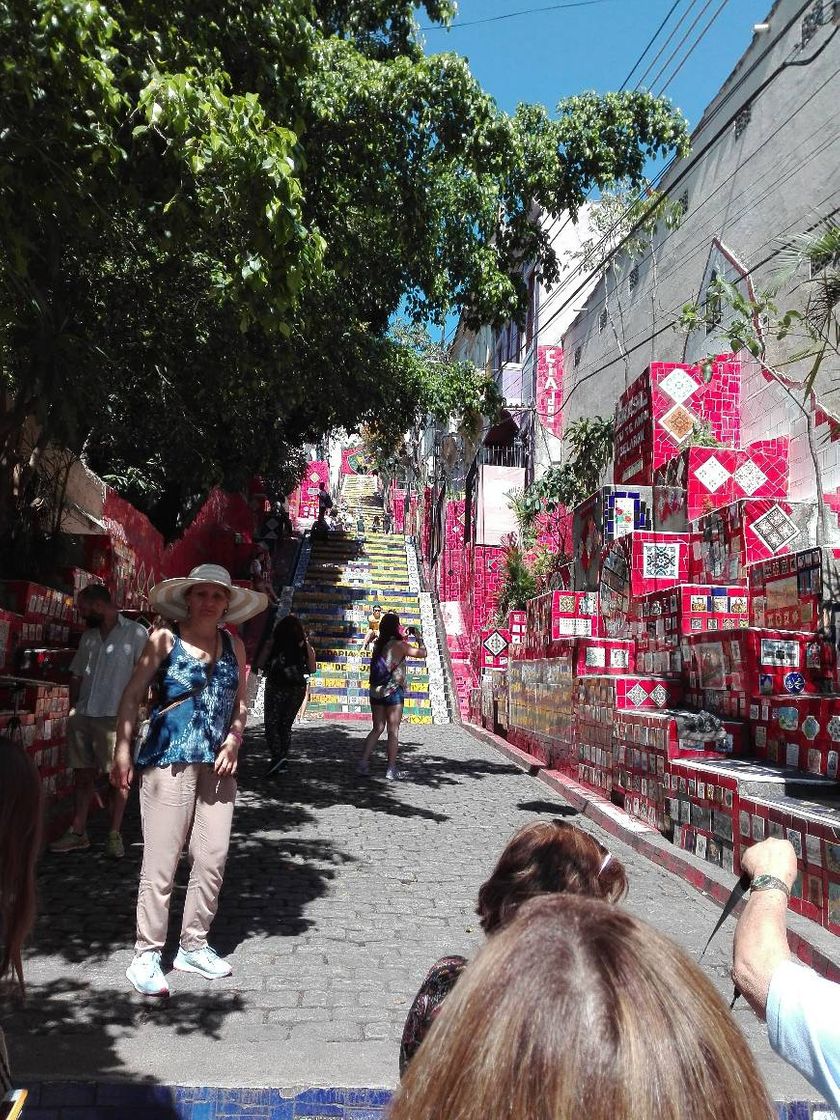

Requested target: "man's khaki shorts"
[{"left": 66, "top": 711, "right": 117, "bottom": 772}]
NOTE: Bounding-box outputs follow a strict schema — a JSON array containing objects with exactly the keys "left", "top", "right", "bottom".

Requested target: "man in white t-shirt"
[
  {"left": 50, "top": 585, "right": 148, "bottom": 859},
  {"left": 732, "top": 837, "right": 840, "bottom": 1111}
]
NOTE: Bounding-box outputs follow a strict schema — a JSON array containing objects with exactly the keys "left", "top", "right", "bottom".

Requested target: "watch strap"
[{"left": 750, "top": 874, "right": 791, "bottom": 898}]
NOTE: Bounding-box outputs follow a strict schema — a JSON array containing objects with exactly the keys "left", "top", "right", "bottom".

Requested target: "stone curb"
[{"left": 464, "top": 722, "right": 840, "bottom": 984}]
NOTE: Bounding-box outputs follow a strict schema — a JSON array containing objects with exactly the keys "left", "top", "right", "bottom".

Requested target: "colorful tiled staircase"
[{"left": 291, "top": 476, "right": 440, "bottom": 723}]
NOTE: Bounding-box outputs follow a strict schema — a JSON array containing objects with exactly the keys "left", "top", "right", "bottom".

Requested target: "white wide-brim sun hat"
[{"left": 149, "top": 564, "right": 268, "bottom": 625}]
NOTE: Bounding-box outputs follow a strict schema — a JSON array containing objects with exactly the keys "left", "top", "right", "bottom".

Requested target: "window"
[
  {"left": 628, "top": 265, "right": 639, "bottom": 294},
  {"left": 573, "top": 345, "right": 582, "bottom": 368},
  {"left": 598, "top": 308, "right": 607, "bottom": 333},
  {"left": 801, "top": 0, "right": 823, "bottom": 45},
  {"left": 705, "top": 269, "right": 722, "bottom": 334},
  {"left": 734, "top": 104, "right": 751, "bottom": 139}
]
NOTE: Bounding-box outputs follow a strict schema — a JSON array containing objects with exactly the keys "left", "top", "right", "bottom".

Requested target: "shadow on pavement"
[
  {"left": 6, "top": 977, "right": 246, "bottom": 1080},
  {"left": 515, "top": 799, "right": 579, "bottom": 817}
]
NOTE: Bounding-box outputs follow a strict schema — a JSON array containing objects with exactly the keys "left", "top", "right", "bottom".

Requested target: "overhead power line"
[
  {"left": 652, "top": 0, "right": 733, "bottom": 96},
  {"left": 633, "top": 0, "right": 702, "bottom": 88},
  {"left": 420, "top": 0, "right": 616, "bottom": 32},
  {"left": 619, "top": 0, "right": 685, "bottom": 91}
]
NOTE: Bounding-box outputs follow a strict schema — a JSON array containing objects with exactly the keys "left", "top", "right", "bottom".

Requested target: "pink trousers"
[{"left": 135, "top": 763, "right": 237, "bottom": 954}]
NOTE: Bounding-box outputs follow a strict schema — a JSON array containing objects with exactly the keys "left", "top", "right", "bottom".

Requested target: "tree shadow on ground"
[{"left": 5, "top": 978, "right": 246, "bottom": 1081}]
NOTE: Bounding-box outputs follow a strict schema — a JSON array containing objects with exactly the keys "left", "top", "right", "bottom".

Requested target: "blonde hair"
[{"left": 390, "top": 894, "right": 773, "bottom": 1120}]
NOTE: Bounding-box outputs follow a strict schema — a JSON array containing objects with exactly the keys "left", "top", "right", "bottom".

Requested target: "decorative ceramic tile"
[
  {"left": 613, "top": 495, "right": 636, "bottom": 539},
  {"left": 482, "top": 630, "right": 508, "bottom": 658},
  {"left": 555, "top": 593, "right": 576, "bottom": 612},
  {"left": 786, "top": 742, "right": 800, "bottom": 767},
  {"left": 828, "top": 751, "right": 839, "bottom": 779},
  {"left": 650, "top": 684, "right": 669, "bottom": 706},
  {"left": 783, "top": 671, "right": 805, "bottom": 694},
  {"left": 642, "top": 541, "right": 681, "bottom": 580},
  {"left": 626, "top": 682, "right": 648, "bottom": 706},
  {"left": 733, "top": 459, "right": 768, "bottom": 496},
  {"left": 827, "top": 715, "right": 840, "bottom": 742},
  {"left": 660, "top": 403, "right": 699, "bottom": 444},
  {"left": 751, "top": 504, "right": 800, "bottom": 554},
  {"left": 777, "top": 706, "right": 799, "bottom": 731},
  {"left": 584, "top": 646, "right": 606, "bottom": 667},
  {"left": 760, "top": 638, "right": 799, "bottom": 667},
  {"left": 659, "top": 366, "right": 700, "bottom": 405},
  {"left": 694, "top": 455, "right": 731, "bottom": 494},
  {"left": 802, "top": 715, "right": 820, "bottom": 741},
  {"left": 609, "top": 648, "right": 630, "bottom": 669},
  {"left": 754, "top": 725, "right": 767, "bottom": 748}
]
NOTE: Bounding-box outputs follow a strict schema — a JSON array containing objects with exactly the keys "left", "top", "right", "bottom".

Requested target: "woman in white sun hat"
[{"left": 111, "top": 564, "right": 267, "bottom": 997}]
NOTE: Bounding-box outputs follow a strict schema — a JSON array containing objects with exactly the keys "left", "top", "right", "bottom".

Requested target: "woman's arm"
[
  {"left": 110, "top": 629, "right": 172, "bottom": 790},
  {"left": 215, "top": 635, "right": 248, "bottom": 777},
  {"left": 398, "top": 636, "right": 427, "bottom": 660},
  {"left": 305, "top": 640, "right": 317, "bottom": 673}
]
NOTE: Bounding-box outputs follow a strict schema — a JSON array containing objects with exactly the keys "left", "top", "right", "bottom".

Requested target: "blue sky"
[{"left": 417, "top": 0, "right": 773, "bottom": 130}]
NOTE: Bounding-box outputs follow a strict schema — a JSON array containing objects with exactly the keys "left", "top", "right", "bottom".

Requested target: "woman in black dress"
[{"left": 263, "top": 615, "right": 316, "bottom": 777}]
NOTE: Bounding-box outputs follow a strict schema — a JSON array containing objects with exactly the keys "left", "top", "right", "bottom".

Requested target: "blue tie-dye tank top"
[{"left": 135, "top": 626, "right": 239, "bottom": 768}]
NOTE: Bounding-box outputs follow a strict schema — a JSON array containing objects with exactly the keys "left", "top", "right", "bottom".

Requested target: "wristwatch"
[{"left": 750, "top": 874, "right": 791, "bottom": 898}]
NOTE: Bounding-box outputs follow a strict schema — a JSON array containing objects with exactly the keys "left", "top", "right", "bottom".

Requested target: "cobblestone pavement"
[{"left": 7, "top": 721, "right": 819, "bottom": 1100}]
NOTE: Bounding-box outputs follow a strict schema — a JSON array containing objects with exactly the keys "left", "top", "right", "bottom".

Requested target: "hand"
[
  {"left": 214, "top": 737, "right": 239, "bottom": 777},
  {"left": 110, "top": 747, "right": 133, "bottom": 791},
  {"left": 740, "top": 838, "right": 798, "bottom": 890}
]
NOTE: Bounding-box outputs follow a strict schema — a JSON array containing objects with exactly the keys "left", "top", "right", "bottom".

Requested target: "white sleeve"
[{"left": 766, "top": 959, "right": 840, "bottom": 1112}]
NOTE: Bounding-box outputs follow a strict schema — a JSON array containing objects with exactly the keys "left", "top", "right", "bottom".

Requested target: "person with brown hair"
[
  {"left": 0, "top": 737, "right": 43, "bottom": 1093},
  {"left": 391, "top": 894, "right": 774, "bottom": 1120},
  {"left": 398, "top": 820, "right": 626, "bottom": 1074},
  {"left": 358, "top": 613, "right": 426, "bottom": 781},
  {"left": 261, "top": 614, "right": 316, "bottom": 778}
]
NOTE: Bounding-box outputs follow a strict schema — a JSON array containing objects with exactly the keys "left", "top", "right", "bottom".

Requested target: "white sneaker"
[
  {"left": 386, "top": 766, "right": 399, "bottom": 781},
  {"left": 126, "top": 951, "right": 170, "bottom": 997},
  {"left": 173, "top": 945, "right": 232, "bottom": 979}
]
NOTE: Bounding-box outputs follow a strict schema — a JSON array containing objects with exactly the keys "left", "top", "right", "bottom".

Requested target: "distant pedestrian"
[
  {"left": 262, "top": 615, "right": 316, "bottom": 778},
  {"left": 250, "top": 543, "right": 278, "bottom": 606},
  {"left": 278, "top": 496, "right": 293, "bottom": 539},
  {"left": 0, "top": 737, "right": 42, "bottom": 1093},
  {"left": 362, "top": 604, "right": 383, "bottom": 650},
  {"left": 372, "top": 515, "right": 381, "bottom": 532},
  {"left": 356, "top": 513, "right": 366, "bottom": 538},
  {"left": 50, "top": 585, "right": 148, "bottom": 859},
  {"left": 383, "top": 510, "right": 393, "bottom": 534},
  {"left": 316, "top": 481, "right": 333, "bottom": 527},
  {"left": 111, "top": 564, "right": 267, "bottom": 997},
  {"left": 357, "top": 614, "right": 425, "bottom": 780}
]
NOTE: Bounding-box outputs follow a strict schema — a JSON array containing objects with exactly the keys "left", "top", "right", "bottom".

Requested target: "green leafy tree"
[{"left": 0, "top": 0, "right": 688, "bottom": 555}]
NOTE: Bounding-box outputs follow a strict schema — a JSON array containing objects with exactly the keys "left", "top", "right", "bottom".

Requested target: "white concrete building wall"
[{"left": 559, "top": 0, "right": 839, "bottom": 449}]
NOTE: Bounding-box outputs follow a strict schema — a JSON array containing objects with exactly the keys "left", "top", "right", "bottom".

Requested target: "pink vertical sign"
[{"left": 536, "top": 345, "right": 565, "bottom": 440}]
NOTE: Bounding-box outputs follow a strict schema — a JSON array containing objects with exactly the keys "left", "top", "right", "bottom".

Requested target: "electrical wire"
[
  {"left": 643, "top": 0, "right": 718, "bottom": 92},
  {"left": 419, "top": 0, "right": 616, "bottom": 33},
  {"left": 653, "top": 0, "right": 732, "bottom": 96},
  {"left": 633, "top": 0, "right": 702, "bottom": 89},
  {"left": 559, "top": 196, "right": 840, "bottom": 412},
  {"left": 619, "top": 0, "right": 686, "bottom": 91},
  {"left": 529, "top": 0, "right": 817, "bottom": 333},
  {"left": 526, "top": 28, "right": 836, "bottom": 350}
]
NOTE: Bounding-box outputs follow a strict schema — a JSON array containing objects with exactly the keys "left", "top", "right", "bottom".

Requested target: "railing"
[{"left": 475, "top": 443, "right": 529, "bottom": 469}]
